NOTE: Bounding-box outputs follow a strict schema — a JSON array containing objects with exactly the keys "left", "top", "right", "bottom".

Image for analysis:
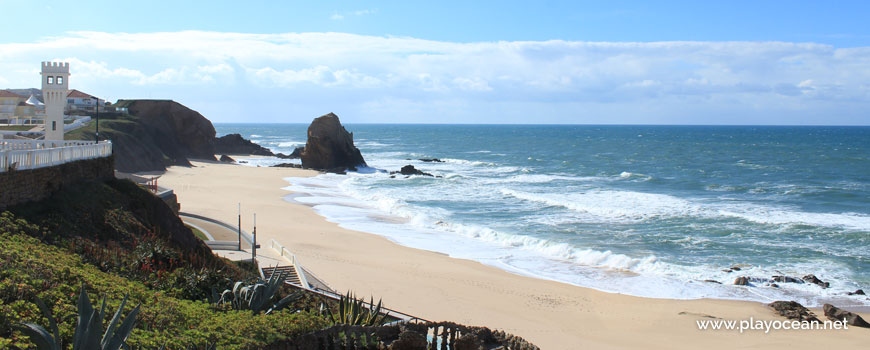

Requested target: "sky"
[{"left": 1, "top": 0, "right": 869, "bottom": 125}]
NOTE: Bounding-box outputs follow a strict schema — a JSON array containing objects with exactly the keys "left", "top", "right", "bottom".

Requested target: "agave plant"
[
  {"left": 218, "top": 269, "right": 302, "bottom": 314},
  {"left": 324, "top": 291, "right": 389, "bottom": 326},
  {"left": 16, "top": 284, "right": 140, "bottom": 350}
]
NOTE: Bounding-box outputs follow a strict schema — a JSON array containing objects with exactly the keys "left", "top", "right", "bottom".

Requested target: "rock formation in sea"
[
  {"left": 214, "top": 133, "right": 273, "bottom": 156},
  {"left": 391, "top": 165, "right": 434, "bottom": 177},
  {"left": 301, "top": 113, "right": 366, "bottom": 172}
]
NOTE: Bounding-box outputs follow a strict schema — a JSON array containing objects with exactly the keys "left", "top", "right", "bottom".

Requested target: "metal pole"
[
  {"left": 238, "top": 203, "right": 242, "bottom": 251},
  {"left": 94, "top": 97, "right": 100, "bottom": 143},
  {"left": 252, "top": 213, "right": 257, "bottom": 262}
]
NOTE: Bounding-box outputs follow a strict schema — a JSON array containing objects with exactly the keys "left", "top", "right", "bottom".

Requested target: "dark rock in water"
[
  {"left": 301, "top": 113, "right": 366, "bottom": 172},
  {"left": 326, "top": 167, "right": 347, "bottom": 175},
  {"left": 703, "top": 280, "right": 721, "bottom": 284},
  {"left": 730, "top": 266, "right": 742, "bottom": 271},
  {"left": 848, "top": 289, "right": 865, "bottom": 296},
  {"left": 289, "top": 146, "right": 304, "bottom": 158},
  {"left": 823, "top": 304, "right": 870, "bottom": 328},
  {"left": 271, "top": 163, "right": 302, "bottom": 168},
  {"left": 238, "top": 160, "right": 248, "bottom": 164},
  {"left": 770, "top": 283, "right": 780, "bottom": 288},
  {"left": 391, "top": 165, "right": 434, "bottom": 177},
  {"left": 734, "top": 276, "right": 751, "bottom": 286},
  {"left": 802, "top": 274, "right": 830, "bottom": 288},
  {"left": 273, "top": 146, "right": 303, "bottom": 160},
  {"left": 419, "top": 158, "right": 444, "bottom": 163},
  {"left": 773, "top": 275, "right": 803, "bottom": 284},
  {"left": 768, "top": 301, "right": 820, "bottom": 322},
  {"left": 214, "top": 133, "right": 274, "bottom": 156},
  {"left": 219, "top": 154, "right": 235, "bottom": 162}
]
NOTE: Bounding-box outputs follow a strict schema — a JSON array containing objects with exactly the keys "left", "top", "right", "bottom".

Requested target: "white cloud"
[
  {"left": 0, "top": 31, "right": 868, "bottom": 124},
  {"left": 330, "top": 9, "right": 375, "bottom": 20}
]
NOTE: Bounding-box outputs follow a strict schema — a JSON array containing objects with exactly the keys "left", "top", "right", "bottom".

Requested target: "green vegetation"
[
  {"left": 0, "top": 213, "right": 328, "bottom": 349},
  {"left": 64, "top": 113, "right": 135, "bottom": 141},
  {"left": 325, "top": 292, "right": 389, "bottom": 326},
  {"left": 0, "top": 180, "right": 332, "bottom": 349},
  {"left": 217, "top": 271, "right": 303, "bottom": 315},
  {"left": 0, "top": 176, "right": 404, "bottom": 349},
  {"left": 16, "top": 286, "right": 139, "bottom": 350},
  {"left": 0, "top": 125, "right": 35, "bottom": 131},
  {"left": 185, "top": 225, "right": 209, "bottom": 241}
]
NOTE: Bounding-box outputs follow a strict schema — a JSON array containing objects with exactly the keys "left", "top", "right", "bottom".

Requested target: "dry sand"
[{"left": 157, "top": 160, "right": 868, "bottom": 349}]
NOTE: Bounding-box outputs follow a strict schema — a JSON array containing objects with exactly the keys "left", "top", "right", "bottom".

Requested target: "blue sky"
[{"left": 1, "top": 0, "right": 869, "bottom": 124}]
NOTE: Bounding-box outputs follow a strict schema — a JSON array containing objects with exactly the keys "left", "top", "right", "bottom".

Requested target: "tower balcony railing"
[{"left": 0, "top": 140, "right": 112, "bottom": 173}]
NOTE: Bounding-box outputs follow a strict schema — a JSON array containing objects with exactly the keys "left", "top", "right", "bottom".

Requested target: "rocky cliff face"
[
  {"left": 70, "top": 100, "right": 216, "bottom": 173},
  {"left": 124, "top": 100, "right": 216, "bottom": 161},
  {"left": 301, "top": 113, "right": 366, "bottom": 172}
]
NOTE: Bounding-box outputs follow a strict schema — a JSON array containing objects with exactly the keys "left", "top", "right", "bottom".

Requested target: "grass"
[
  {"left": 64, "top": 113, "right": 136, "bottom": 141},
  {"left": 0, "top": 125, "right": 35, "bottom": 131},
  {"left": 186, "top": 225, "right": 210, "bottom": 241}
]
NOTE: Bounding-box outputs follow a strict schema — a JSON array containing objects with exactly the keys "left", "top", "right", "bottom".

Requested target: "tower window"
[
  {"left": 52, "top": 121, "right": 56, "bottom": 131},
  {"left": 57, "top": 76, "right": 63, "bottom": 85},
  {"left": 47, "top": 76, "right": 54, "bottom": 84}
]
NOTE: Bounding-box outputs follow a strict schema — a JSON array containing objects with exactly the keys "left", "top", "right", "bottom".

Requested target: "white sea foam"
[
  {"left": 282, "top": 173, "right": 870, "bottom": 307},
  {"left": 277, "top": 141, "right": 304, "bottom": 148}
]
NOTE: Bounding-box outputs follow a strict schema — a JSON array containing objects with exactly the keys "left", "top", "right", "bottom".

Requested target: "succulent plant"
[
  {"left": 218, "top": 269, "right": 302, "bottom": 314},
  {"left": 324, "top": 291, "right": 389, "bottom": 326},
  {"left": 16, "top": 284, "right": 140, "bottom": 350}
]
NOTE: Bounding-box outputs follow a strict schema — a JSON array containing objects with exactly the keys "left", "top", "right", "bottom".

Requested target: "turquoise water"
[{"left": 216, "top": 124, "right": 870, "bottom": 306}]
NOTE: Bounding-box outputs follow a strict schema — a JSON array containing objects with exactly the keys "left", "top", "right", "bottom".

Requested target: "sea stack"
[{"left": 301, "top": 113, "right": 366, "bottom": 172}]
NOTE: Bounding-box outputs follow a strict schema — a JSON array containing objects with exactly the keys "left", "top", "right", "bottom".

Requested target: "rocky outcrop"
[
  {"left": 768, "top": 301, "right": 820, "bottom": 322},
  {"left": 122, "top": 100, "right": 216, "bottom": 161},
  {"left": 802, "top": 274, "right": 830, "bottom": 288},
  {"left": 848, "top": 289, "right": 865, "bottom": 296},
  {"left": 772, "top": 275, "right": 803, "bottom": 284},
  {"left": 214, "top": 133, "right": 273, "bottom": 156},
  {"left": 734, "top": 276, "right": 750, "bottom": 286},
  {"left": 72, "top": 100, "right": 217, "bottom": 172},
  {"left": 301, "top": 113, "right": 366, "bottom": 172},
  {"left": 219, "top": 155, "right": 235, "bottom": 162},
  {"left": 823, "top": 304, "right": 870, "bottom": 327},
  {"left": 289, "top": 146, "right": 304, "bottom": 158},
  {"left": 392, "top": 165, "right": 434, "bottom": 177},
  {"left": 271, "top": 163, "right": 302, "bottom": 169}
]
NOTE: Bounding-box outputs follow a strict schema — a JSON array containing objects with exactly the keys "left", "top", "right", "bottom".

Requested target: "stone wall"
[{"left": 0, "top": 156, "right": 114, "bottom": 209}]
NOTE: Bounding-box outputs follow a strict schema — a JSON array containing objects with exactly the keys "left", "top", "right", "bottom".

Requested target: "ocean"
[{"left": 215, "top": 124, "right": 870, "bottom": 308}]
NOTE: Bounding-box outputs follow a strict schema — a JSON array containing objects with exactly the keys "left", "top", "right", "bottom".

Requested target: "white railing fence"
[
  {"left": 0, "top": 140, "right": 112, "bottom": 172},
  {"left": 270, "top": 239, "right": 311, "bottom": 288}
]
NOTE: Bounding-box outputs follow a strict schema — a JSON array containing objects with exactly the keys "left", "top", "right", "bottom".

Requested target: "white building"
[
  {"left": 66, "top": 89, "right": 105, "bottom": 113},
  {"left": 41, "top": 62, "right": 69, "bottom": 140}
]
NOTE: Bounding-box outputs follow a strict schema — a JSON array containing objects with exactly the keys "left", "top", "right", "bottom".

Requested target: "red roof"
[
  {"left": 0, "top": 90, "right": 22, "bottom": 98},
  {"left": 67, "top": 89, "right": 96, "bottom": 99}
]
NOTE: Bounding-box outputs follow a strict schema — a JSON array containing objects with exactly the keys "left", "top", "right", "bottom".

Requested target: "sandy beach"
[{"left": 157, "top": 160, "right": 868, "bottom": 349}]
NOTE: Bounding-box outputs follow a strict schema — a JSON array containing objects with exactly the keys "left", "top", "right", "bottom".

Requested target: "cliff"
[{"left": 67, "top": 100, "right": 216, "bottom": 173}]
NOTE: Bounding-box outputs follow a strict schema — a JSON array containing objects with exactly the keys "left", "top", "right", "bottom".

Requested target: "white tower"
[{"left": 41, "top": 61, "right": 70, "bottom": 140}]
